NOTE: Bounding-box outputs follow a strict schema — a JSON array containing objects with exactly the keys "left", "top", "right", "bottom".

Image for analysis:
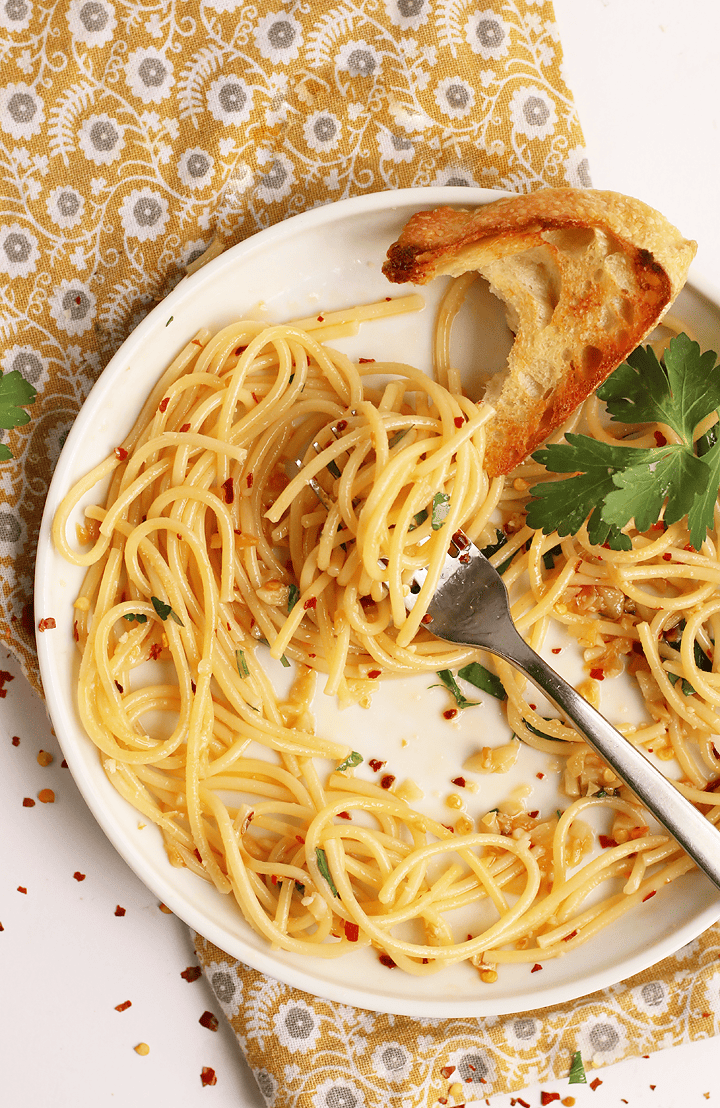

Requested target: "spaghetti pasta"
[{"left": 53, "top": 286, "right": 720, "bottom": 978}]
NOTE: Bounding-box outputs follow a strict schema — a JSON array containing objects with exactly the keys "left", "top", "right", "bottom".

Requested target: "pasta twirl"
[{"left": 53, "top": 289, "right": 720, "bottom": 978}]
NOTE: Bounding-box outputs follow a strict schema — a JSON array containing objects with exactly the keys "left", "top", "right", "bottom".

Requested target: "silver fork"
[{"left": 408, "top": 531, "right": 720, "bottom": 892}]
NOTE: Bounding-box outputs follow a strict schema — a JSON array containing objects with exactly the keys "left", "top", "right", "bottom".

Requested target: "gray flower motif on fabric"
[
  {"left": 0, "top": 82, "right": 45, "bottom": 140},
  {"left": 631, "top": 979, "right": 670, "bottom": 1016},
  {"left": 0, "top": 0, "right": 33, "bottom": 33},
  {"left": 125, "top": 48, "right": 174, "bottom": 104},
  {"left": 254, "top": 11, "right": 303, "bottom": 65},
  {"left": 78, "top": 113, "right": 125, "bottom": 165},
  {"left": 564, "top": 145, "right": 592, "bottom": 187},
  {"left": 178, "top": 147, "right": 214, "bottom": 189},
  {"left": 377, "top": 126, "right": 414, "bottom": 163},
  {"left": 0, "top": 223, "right": 39, "bottom": 279},
  {"left": 312, "top": 1077, "right": 364, "bottom": 1108},
  {"left": 255, "top": 153, "right": 294, "bottom": 204},
  {"left": 303, "top": 110, "right": 342, "bottom": 153},
  {"left": 434, "top": 76, "right": 476, "bottom": 119},
  {"left": 206, "top": 963, "right": 243, "bottom": 1019},
  {"left": 465, "top": 9, "right": 510, "bottom": 60},
  {"left": 336, "top": 40, "right": 381, "bottom": 78},
  {"left": 48, "top": 278, "right": 97, "bottom": 337},
  {"left": 1, "top": 344, "right": 48, "bottom": 387},
  {"left": 207, "top": 76, "right": 254, "bottom": 126},
  {"left": 0, "top": 510, "right": 23, "bottom": 547},
  {"left": 504, "top": 1015, "right": 541, "bottom": 1048},
  {"left": 273, "top": 999, "right": 321, "bottom": 1053},
  {"left": 254, "top": 1067, "right": 278, "bottom": 1106},
  {"left": 46, "top": 186, "right": 86, "bottom": 230},
  {"left": 385, "top": 0, "right": 430, "bottom": 32},
  {"left": 66, "top": 0, "right": 116, "bottom": 48},
  {"left": 578, "top": 1014, "right": 628, "bottom": 1065},
  {"left": 509, "top": 84, "right": 558, "bottom": 141},
  {"left": 118, "top": 188, "right": 170, "bottom": 242},
  {"left": 370, "top": 1040, "right": 412, "bottom": 1083},
  {"left": 429, "top": 165, "right": 480, "bottom": 188}
]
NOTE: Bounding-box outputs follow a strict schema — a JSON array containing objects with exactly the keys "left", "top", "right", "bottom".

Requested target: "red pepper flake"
[
  {"left": 438, "top": 1100, "right": 448, "bottom": 1105},
  {"left": 369, "top": 759, "right": 385, "bottom": 771},
  {"left": 114, "top": 446, "right": 128, "bottom": 460},
  {"left": 22, "top": 797, "right": 35, "bottom": 807},
  {"left": 380, "top": 774, "right": 396, "bottom": 790},
  {"left": 115, "top": 680, "right": 123, "bottom": 693},
  {"left": 551, "top": 647, "right": 562, "bottom": 654},
  {"left": 531, "top": 963, "right": 543, "bottom": 972},
  {"left": 536, "top": 772, "right": 545, "bottom": 780},
  {"left": 148, "top": 643, "right": 162, "bottom": 660},
  {"left": 181, "top": 965, "right": 202, "bottom": 982},
  {"left": 11, "top": 736, "right": 19, "bottom": 746},
  {"left": 200, "top": 1067, "right": 217, "bottom": 1087},
  {"left": 653, "top": 430, "right": 667, "bottom": 447},
  {"left": 421, "top": 613, "right": 433, "bottom": 624},
  {"left": 303, "top": 596, "right": 317, "bottom": 610},
  {"left": 344, "top": 921, "right": 360, "bottom": 942},
  {"left": 73, "top": 871, "right": 86, "bottom": 882},
  {"left": 367, "top": 668, "right": 381, "bottom": 678},
  {"left": 17, "top": 886, "right": 27, "bottom": 894},
  {"left": 234, "top": 346, "right": 246, "bottom": 356},
  {"left": 38, "top": 617, "right": 56, "bottom": 632},
  {"left": 336, "top": 420, "right": 348, "bottom": 431},
  {"left": 0, "top": 922, "right": 3, "bottom": 931},
  {"left": 451, "top": 777, "right": 466, "bottom": 788},
  {"left": 115, "top": 905, "right": 126, "bottom": 916},
  {"left": 643, "top": 890, "right": 657, "bottom": 902},
  {"left": 662, "top": 552, "right": 672, "bottom": 562},
  {"left": 599, "top": 835, "right": 617, "bottom": 849},
  {"left": 38, "top": 788, "right": 55, "bottom": 804},
  {"left": 191, "top": 680, "right": 197, "bottom": 693},
  {"left": 337, "top": 811, "right": 352, "bottom": 820},
  {"left": 649, "top": 1086, "right": 656, "bottom": 1091},
  {"left": 443, "top": 708, "right": 458, "bottom": 720},
  {"left": 442, "top": 824, "right": 455, "bottom": 833},
  {"left": 529, "top": 810, "right": 539, "bottom": 819},
  {"left": 199, "top": 1011, "right": 219, "bottom": 1032},
  {"left": 541, "top": 1095, "right": 560, "bottom": 1106},
  {"left": 115, "top": 1000, "right": 132, "bottom": 1012},
  {"left": 316, "top": 315, "right": 325, "bottom": 322},
  {"left": 651, "top": 521, "right": 666, "bottom": 531},
  {"left": 701, "top": 1011, "right": 711, "bottom": 1018},
  {"left": 159, "top": 397, "right": 169, "bottom": 413},
  {"left": 222, "top": 477, "right": 234, "bottom": 504},
  {"left": 517, "top": 1099, "right": 531, "bottom": 1108},
  {"left": 379, "top": 953, "right": 396, "bottom": 968},
  {"left": 440, "top": 1065, "right": 456, "bottom": 1079},
  {"left": 454, "top": 416, "right": 464, "bottom": 428},
  {"left": 589, "top": 668, "right": 605, "bottom": 680},
  {"left": 73, "top": 620, "right": 79, "bottom": 642},
  {"left": 159, "top": 903, "right": 172, "bottom": 913},
  {"left": 590, "top": 1078, "right": 603, "bottom": 1091},
  {"left": 562, "top": 929, "right": 577, "bottom": 942},
  {"left": 295, "top": 835, "right": 305, "bottom": 844},
  {"left": 529, "top": 703, "right": 536, "bottom": 710},
  {"left": 180, "top": 423, "right": 190, "bottom": 433},
  {"left": 193, "top": 848, "right": 203, "bottom": 864},
  {"left": 358, "top": 357, "right": 375, "bottom": 364}
]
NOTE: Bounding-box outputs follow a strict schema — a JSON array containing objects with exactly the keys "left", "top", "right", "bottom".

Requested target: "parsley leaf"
[
  {"left": 287, "top": 584, "right": 300, "bottom": 613},
  {"left": 336, "top": 751, "right": 363, "bottom": 773},
  {"left": 236, "top": 648, "right": 249, "bottom": 677},
  {"left": 315, "top": 847, "right": 339, "bottom": 897},
  {"left": 431, "top": 491, "right": 450, "bottom": 530},
  {"left": 528, "top": 336, "right": 720, "bottom": 551},
  {"left": 458, "top": 662, "right": 507, "bottom": 701},
  {"left": 151, "top": 595, "right": 184, "bottom": 626},
  {"left": 568, "top": 1050, "right": 587, "bottom": 1084},
  {"left": 432, "top": 669, "right": 478, "bottom": 709},
  {"left": 0, "top": 370, "right": 37, "bottom": 459}
]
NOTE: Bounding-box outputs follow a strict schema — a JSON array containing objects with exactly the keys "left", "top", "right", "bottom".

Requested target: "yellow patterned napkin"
[{"left": 1, "top": 2, "right": 716, "bottom": 1106}]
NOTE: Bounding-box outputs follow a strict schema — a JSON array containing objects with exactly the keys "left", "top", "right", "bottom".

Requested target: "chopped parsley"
[
  {"left": 431, "top": 491, "right": 451, "bottom": 531},
  {"left": 236, "top": 649, "right": 249, "bottom": 677},
  {"left": 458, "top": 661, "right": 507, "bottom": 701},
  {"left": 336, "top": 751, "right": 363, "bottom": 773},
  {"left": 433, "top": 669, "right": 478, "bottom": 710},
  {"left": 0, "top": 370, "right": 37, "bottom": 461},
  {"left": 315, "top": 847, "right": 339, "bottom": 897},
  {"left": 287, "top": 584, "right": 300, "bottom": 613},
  {"left": 568, "top": 1051, "right": 587, "bottom": 1085},
  {"left": 151, "top": 595, "right": 184, "bottom": 626}
]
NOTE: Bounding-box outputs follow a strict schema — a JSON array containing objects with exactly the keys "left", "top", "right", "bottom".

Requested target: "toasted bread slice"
[{"left": 383, "top": 188, "right": 696, "bottom": 475}]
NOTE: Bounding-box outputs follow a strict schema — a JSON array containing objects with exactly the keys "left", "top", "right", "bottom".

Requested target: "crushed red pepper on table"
[
  {"left": 73, "top": 871, "right": 85, "bottom": 881},
  {"left": 114, "top": 905, "right": 126, "bottom": 916},
  {"left": 590, "top": 1078, "right": 603, "bottom": 1091},
  {"left": 0, "top": 669, "right": 14, "bottom": 697},
  {"left": 181, "top": 966, "right": 202, "bottom": 983},
  {"left": 199, "top": 1011, "right": 219, "bottom": 1032},
  {"left": 115, "top": 1001, "right": 132, "bottom": 1012},
  {"left": 200, "top": 1067, "right": 217, "bottom": 1087}
]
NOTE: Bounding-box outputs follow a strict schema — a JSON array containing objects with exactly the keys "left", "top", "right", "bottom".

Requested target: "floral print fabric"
[
  {"left": 0, "top": 0, "right": 588, "bottom": 690},
  {"left": 196, "top": 926, "right": 720, "bottom": 1107}
]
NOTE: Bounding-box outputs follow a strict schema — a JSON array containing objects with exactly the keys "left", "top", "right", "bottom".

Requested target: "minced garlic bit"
[
  {"left": 464, "top": 740, "right": 520, "bottom": 775},
  {"left": 445, "top": 793, "right": 463, "bottom": 810},
  {"left": 395, "top": 778, "right": 424, "bottom": 802},
  {"left": 134, "top": 1042, "right": 150, "bottom": 1055},
  {"left": 73, "top": 595, "right": 91, "bottom": 611},
  {"left": 448, "top": 1083, "right": 464, "bottom": 1098},
  {"left": 479, "top": 968, "right": 498, "bottom": 983},
  {"left": 455, "top": 815, "right": 474, "bottom": 835},
  {"left": 576, "top": 677, "right": 601, "bottom": 710},
  {"left": 158, "top": 902, "right": 172, "bottom": 914}
]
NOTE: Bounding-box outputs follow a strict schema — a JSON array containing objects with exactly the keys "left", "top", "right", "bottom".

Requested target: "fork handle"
[{"left": 493, "top": 629, "right": 720, "bottom": 893}]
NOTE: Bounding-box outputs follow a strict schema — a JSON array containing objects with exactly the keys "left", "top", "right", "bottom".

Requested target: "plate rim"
[{"left": 34, "top": 186, "right": 720, "bottom": 1016}]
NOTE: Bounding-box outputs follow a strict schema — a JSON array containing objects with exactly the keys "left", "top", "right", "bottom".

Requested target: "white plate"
[{"left": 35, "top": 187, "right": 720, "bottom": 1016}]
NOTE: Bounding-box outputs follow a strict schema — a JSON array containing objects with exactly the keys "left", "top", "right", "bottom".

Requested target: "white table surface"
[{"left": 3, "top": 1, "right": 720, "bottom": 1105}]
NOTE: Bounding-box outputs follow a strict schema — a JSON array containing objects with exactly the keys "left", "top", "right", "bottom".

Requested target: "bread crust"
[{"left": 383, "top": 188, "right": 696, "bottom": 475}]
